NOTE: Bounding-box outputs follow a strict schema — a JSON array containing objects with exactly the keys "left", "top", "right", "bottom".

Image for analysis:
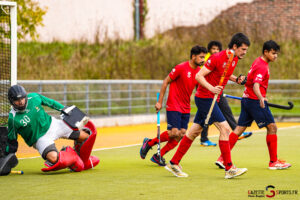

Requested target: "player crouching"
[{"left": 0, "top": 85, "right": 99, "bottom": 175}]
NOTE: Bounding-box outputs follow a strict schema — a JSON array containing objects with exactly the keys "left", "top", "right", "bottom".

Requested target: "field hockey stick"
[
  {"left": 202, "top": 50, "right": 235, "bottom": 133},
  {"left": 11, "top": 170, "right": 24, "bottom": 175},
  {"left": 156, "top": 93, "right": 162, "bottom": 162},
  {"left": 223, "top": 94, "right": 294, "bottom": 110}
]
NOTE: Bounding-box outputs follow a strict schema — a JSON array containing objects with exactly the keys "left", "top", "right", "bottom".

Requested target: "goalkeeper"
[{"left": 0, "top": 85, "right": 99, "bottom": 175}]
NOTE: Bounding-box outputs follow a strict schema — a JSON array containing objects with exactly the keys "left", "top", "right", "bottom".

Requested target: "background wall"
[{"left": 35, "top": 0, "right": 253, "bottom": 43}]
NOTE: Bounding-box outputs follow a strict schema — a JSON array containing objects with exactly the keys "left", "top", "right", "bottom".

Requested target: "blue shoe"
[
  {"left": 238, "top": 132, "right": 252, "bottom": 140},
  {"left": 200, "top": 140, "right": 217, "bottom": 147},
  {"left": 140, "top": 138, "right": 152, "bottom": 159},
  {"left": 150, "top": 153, "right": 166, "bottom": 166}
]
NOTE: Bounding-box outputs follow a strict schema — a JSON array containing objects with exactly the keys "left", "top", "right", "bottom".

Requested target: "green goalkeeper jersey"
[{"left": 7, "top": 93, "right": 64, "bottom": 150}]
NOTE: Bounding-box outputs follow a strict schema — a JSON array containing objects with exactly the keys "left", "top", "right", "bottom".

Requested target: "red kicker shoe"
[{"left": 215, "top": 156, "right": 225, "bottom": 169}]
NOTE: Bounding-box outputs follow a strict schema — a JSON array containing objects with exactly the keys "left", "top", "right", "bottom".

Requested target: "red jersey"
[
  {"left": 243, "top": 57, "right": 270, "bottom": 99},
  {"left": 166, "top": 61, "right": 200, "bottom": 113},
  {"left": 195, "top": 50, "right": 239, "bottom": 101}
]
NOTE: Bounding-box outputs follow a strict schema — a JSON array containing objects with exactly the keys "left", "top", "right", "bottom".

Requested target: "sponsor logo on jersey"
[{"left": 187, "top": 71, "right": 191, "bottom": 78}]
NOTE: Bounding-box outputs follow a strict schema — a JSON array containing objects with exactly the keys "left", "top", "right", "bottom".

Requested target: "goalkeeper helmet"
[{"left": 8, "top": 85, "right": 28, "bottom": 111}]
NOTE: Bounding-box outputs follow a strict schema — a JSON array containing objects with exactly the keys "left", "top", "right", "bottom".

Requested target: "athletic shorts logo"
[
  {"left": 232, "top": 61, "right": 235, "bottom": 66},
  {"left": 258, "top": 122, "right": 265, "bottom": 126}
]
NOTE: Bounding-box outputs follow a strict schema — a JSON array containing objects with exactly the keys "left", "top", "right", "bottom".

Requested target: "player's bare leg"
[
  {"left": 77, "top": 130, "right": 90, "bottom": 142},
  {"left": 46, "top": 151, "right": 58, "bottom": 164}
]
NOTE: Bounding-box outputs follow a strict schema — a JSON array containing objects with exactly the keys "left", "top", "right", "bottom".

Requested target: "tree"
[{"left": 13, "top": 0, "right": 47, "bottom": 40}]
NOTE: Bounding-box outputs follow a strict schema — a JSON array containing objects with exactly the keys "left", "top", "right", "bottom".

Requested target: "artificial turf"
[{"left": 1, "top": 126, "right": 300, "bottom": 200}]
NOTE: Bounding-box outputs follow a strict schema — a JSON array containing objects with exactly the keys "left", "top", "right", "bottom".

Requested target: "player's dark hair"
[
  {"left": 262, "top": 40, "right": 280, "bottom": 54},
  {"left": 207, "top": 41, "right": 222, "bottom": 51},
  {"left": 228, "top": 33, "right": 250, "bottom": 49},
  {"left": 190, "top": 45, "right": 207, "bottom": 59}
]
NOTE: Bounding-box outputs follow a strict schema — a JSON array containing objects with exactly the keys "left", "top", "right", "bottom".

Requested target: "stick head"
[{"left": 287, "top": 102, "right": 294, "bottom": 110}]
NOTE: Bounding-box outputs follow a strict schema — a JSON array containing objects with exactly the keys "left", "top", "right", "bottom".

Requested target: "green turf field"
[{"left": 1, "top": 127, "right": 300, "bottom": 200}]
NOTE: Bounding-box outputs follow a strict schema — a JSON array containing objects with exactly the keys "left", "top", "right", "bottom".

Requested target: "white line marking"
[{"left": 18, "top": 125, "right": 300, "bottom": 160}]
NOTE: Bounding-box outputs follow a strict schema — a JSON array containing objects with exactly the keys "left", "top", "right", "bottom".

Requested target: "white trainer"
[
  {"left": 165, "top": 162, "right": 188, "bottom": 177},
  {"left": 225, "top": 166, "right": 247, "bottom": 179}
]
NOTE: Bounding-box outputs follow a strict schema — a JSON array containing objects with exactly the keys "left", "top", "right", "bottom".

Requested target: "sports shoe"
[
  {"left": 238, "top": 132, "right": 252, "bottom": 140},
  {"left": 150, "top": 153, "right": 166, "bottom": 166},
  {"left": 269, "top": 160, "right": 291, "bottom": 170},
  {"left": 215, "top": 156, "right": 225, "bottom": 169},
  {"left": 165, "top": 161, "right": 188, "bottom": 177},
  {"left": 201, "top": 140, "right": 217, "bottom": 147},
  {"left": 140, "top": 137, "right": 152, "bottom": 159},
  {"left": 225, "top": 166, "right": 248, "bottom": 179}
]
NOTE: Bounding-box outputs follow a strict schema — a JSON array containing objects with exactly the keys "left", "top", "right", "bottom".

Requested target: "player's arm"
[
  {"left": 253, "top": 83, "right": 266, "bottom": 108},
  {"left": 195, "top": 67, "right": 222, "bottom": 94},
  {"left": 5, "top": 114, "right": 18, "bottom": 154},
  {"left": 38, "top": 93, "right": 64, "bottom": 111},
  {"left": 155, "top": 75, "right": 172, "bottom": 112}
]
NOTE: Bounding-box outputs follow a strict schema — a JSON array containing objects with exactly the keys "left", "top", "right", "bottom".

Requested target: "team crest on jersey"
[
  {"left": 232, "top": 61, "right": 235, "bottom": 66},
  {"left": 187, "top": 72, "right": 191, "bottom": 78},
  {"left": 35, "top": 106, "right": 40, "bottom": 112}
]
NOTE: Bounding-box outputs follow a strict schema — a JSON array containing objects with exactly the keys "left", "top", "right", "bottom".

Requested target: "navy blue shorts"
[
  {"left": 238, "top": 98, "right": 275, "bottom": 128},
  {"left": 193, "top": 97, "right": 226, "bottom": 127},
  {"left": 166, "top": 111, "right": 190, "bottom": 130}
]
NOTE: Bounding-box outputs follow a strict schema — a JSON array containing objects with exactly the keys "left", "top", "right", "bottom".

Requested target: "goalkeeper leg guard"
[
  {"left": 74, "top": 121, "right": 99, "bottom": 170},
  {"left": 41, "top": 146, "right": 84, "bottom": 172}
]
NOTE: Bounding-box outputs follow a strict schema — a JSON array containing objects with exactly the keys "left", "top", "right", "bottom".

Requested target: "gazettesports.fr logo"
[{"left": 248, "top": 185, "right": 298, "bottom": 198}]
